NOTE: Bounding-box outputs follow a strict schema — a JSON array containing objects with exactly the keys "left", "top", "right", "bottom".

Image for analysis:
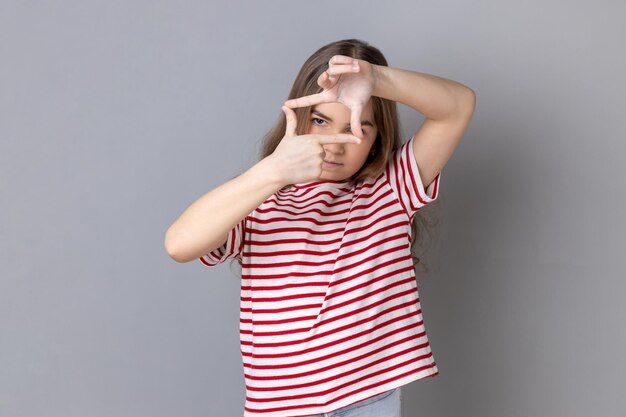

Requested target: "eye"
[{"left": 311, "top": 117, "right": 328, "bottom": 127}]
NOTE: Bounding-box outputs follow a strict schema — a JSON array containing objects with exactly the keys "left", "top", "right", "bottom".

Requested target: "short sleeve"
[
  {"left": 386, "top": 136, "right": 441, "bottom": 219},
  {"left": 198, "top": 218, "right": 245, "bottom": 267}
]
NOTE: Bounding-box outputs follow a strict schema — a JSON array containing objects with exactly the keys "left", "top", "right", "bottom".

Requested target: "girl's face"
[{"left": 307, "top": 99, "right": 378, "bottom": 181}]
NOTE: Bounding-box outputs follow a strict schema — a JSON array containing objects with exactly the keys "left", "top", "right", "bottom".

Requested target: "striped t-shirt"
[{"left": 200, "top": 136, "right": 441, "bottom": 417}]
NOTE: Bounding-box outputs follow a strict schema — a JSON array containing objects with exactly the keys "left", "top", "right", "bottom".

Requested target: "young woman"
[{"left": 165, "top": 38, "right": 475, "bottom": 417}]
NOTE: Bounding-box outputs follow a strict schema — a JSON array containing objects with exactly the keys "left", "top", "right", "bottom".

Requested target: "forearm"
[
  {"left": 164, "top": 156, "right": 285, "bottom": 263},
  {"left": 372, "top": 65, "right": 475, "bottom": 120}
]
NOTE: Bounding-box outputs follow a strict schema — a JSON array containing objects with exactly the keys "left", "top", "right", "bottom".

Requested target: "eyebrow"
[{"left": 311, "top": 110, "right": 375, "bottom": 128}]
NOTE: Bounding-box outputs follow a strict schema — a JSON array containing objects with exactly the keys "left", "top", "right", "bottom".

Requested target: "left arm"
[
  {"left": 284, "top": 56, "right": 476, "bottom": 190},
  {"left": 372, "top": 65, "right": 476, "bottom": 189}
]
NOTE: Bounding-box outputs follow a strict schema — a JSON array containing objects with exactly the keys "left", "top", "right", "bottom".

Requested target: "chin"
[{"left": 320, "top": 172, "right": 345, "bottom": 181}]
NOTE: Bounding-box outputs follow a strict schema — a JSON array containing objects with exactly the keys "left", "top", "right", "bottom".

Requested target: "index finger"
[
  {"left": 284, "top": 91, "right": 329, "bottom": 109},
  {"left": 317, "top": 134, "right": 362, "bottom": 145}
]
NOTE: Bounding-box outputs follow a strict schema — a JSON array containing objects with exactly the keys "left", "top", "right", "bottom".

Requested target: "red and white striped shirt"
[{"left": 200, "top": 137, "right": 441, "bottom": 417}]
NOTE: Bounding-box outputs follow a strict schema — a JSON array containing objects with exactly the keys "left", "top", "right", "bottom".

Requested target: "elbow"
[
  {"left": 460, "top": 87, "right": 476, "bottom": 118},
  {"left": 164, "top": 229, "right": 196, "bottom": 263}
]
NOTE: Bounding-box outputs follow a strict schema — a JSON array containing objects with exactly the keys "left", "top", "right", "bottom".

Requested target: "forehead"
[{"left": 311, "top": 99, "right": 375, "bottom": 121}]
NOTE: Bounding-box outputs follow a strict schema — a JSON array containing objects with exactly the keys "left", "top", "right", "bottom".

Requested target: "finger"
[
  {"left": 317, "top": 134, "right": 362, "bottom": 145},
  {"left": 284, "top": 91, "right": 329, "bottom": 109},
  {"left": 329, "top": 55, "right": 359, "bottom": 66},
  {"left": 326, "top": 63, "right": 360, "bottom": 76},
  {"left": 281, "top": 106, "right": 297, "bottom": 136},
  {"left": 317, "top": 71, "right": 337, "bottom": 90},
  {"left": 349, "top": 105, "right": 365, "bottom": 139}
]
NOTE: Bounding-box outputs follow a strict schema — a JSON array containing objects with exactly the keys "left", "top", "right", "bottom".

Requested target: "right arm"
[
  {"left": 164, "top": 106, "right": 361, "bottom": 263},
  {"left": 164, "top": 157, "right": 286, "bottom": 263}
]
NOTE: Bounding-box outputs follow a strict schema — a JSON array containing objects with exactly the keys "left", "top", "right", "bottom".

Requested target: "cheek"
[{"left": 351, "top": 145, "right": 374, "bottom": 165}]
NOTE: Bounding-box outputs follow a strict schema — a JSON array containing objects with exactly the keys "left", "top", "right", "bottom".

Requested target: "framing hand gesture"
[
  {"left": 269, "top": 106, "right": 361, "bottom": 184},
  {"left": 284, "top": 55, "right": 377, "bottom": 139}
]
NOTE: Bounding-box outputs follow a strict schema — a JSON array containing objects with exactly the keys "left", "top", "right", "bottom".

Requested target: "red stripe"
[
  {"left": 241, "top": 291, "right": 326, "bottom": 303},
  {"left": 242, "top": 276, "right": 414, "bottom": 329},
  {"left": 255, "top": 204, "right": 351, "bottom": 218},
  {"left": 241, "top": 251, "right": 411, "bottom": 281},
  {"left": 264, "top": 196, "right": 350, "bottom": 212},
  {"left": 240, "top": 266, "right": 419, "bottom": 313},
  {"left": 242, "top": 257, "right": 337, "bottom": 268},
  {"left": 249, "top": 214, "right": 347, "bottom": 226},
  {"left": 272, "top": 189, "right": 351, "bottom": 205},
  {"left": 343, "top": 199, "right": 398, "bottom": 227},
  {"left": 392, "top": 146, "right": 409, "bottom": 215},
  {"left": 242, "top": 239, "right": 407, "bottom": 270},
  {"left": 242, "top": 294, "right": 418, "bottom": 338},
  {"left": 244, "top": 335, "right": 428, "bottom": 384},
  {"left": 242, "top": 232, "right": 405, "bottom": 264},
  {"left": 347, "top": 180, "right": 389, "bottom": 204},
  {"left": 244, "top": 247, "right": 339, "bottom": 258},
  {"left": 241, "top": 281, "right": 329, "bottom": 292},
  {"left": 287, "top": 180, "right": 351, "bottom": 191},
  {"left": 343, "top": 210, "right": 407, "bottom": 236},
  {"left": 246, "top": 338, "right": 430, "bottom": 390},
  {"left": 338, "top": 222, "right": 408, "bottom": 252},
  {"left": 252, "top": 187, "right": 392, "bottom": 224},
  {"left": 198, "top": 256, "right": 214, "bottom": 266},
  {"left": 240, "top": 314, "right": 318, "bottom": 325},
  {"left": 247, "top": 225, "right": 345, "bottom": 236},
  {"left": 335, "top": 233, "right": 406, "bottom": 263},
  {"left": 250, "top": 195, "right": 397, "bottom": 238},
  {"left": 246, "top": 236, "right": 343, "bottom": 246},
  {"left": 246, "top": 350, "right": 432, "bottom": 401},
  {"left": 241, "top": 269, "right": 333, "bottom": 280},
  {"left": 284, "top": 179, "right": 382, "bottom": 211},
  {"left": 324, "top": 275, "right": 414, "bottom": 306},
  {"left": 245, "top": 220, "right": 408, "bottom": 255},
  {"left": 401, "top": 143, "right": 420, "bottom": 213},
  {"left": 346, "top": 187, "right": 393, "bottom": 212},
  {"left": 330, "top": 246, "right": 410, "bottom": 277},
  {"left": 432, "top": 173, "right": 440, "bottom": 198},
  {"left": 240, "top": 302, "right": 323, "bottom": 315},
  {"left": 243, "top": 309, "right": 422, "bottom": 358}
]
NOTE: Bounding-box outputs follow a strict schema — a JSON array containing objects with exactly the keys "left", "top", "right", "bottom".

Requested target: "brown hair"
[{"left": 258, "top": 38, "right": 440, "bottom": 274}]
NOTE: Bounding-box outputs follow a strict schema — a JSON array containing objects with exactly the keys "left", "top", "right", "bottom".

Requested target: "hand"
[
  {"left": 284, "top": 55, "right": 378, "bottom": 139},
  {"left": 267, "top": 106, "right": 361, "bottom": 185}
]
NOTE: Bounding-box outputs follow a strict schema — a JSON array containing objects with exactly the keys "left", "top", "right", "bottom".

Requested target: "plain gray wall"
[{"left": 1, "top": 1, "right": 625, "bottom": 416}]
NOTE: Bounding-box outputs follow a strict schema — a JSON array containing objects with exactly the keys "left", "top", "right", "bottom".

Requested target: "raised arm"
[
  {"left": 372, "top": 65, "right": 475, "bottom": 190},
  {"left": 164, "top": 106, "right": 360, "bottom": 263},
  {"left": 164, "top": 158, "right": 284, "bottom": 263},
  {"left": 284, "top": 56, "right": 476, "bottom": 190}
]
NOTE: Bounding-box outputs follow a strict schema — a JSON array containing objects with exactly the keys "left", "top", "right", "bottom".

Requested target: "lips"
[{"left": 323, "top": 159, "right": 343, "bottom": 165}]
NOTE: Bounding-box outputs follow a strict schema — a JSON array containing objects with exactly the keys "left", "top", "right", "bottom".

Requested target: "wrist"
[
  {"left": 253, "top": 155, "right": 290, "bottom": 190},
  {"left": 371, "top": 64, "right": 392, "bottom": 99}
]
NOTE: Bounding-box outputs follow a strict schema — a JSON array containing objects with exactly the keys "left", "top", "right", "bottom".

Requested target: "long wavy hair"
[{"left": 256, "top": 38, "right": 441, "bottom": 274}]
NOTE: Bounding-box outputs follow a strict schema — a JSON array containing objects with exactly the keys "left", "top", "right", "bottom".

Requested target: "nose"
[{"left": 322, "top": 142, "right": 345, "bottom": 155}]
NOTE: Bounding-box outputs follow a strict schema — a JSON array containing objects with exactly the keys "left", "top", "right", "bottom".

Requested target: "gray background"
[{"left": 1, "top": 1, "right": 624, "bottom": 416}]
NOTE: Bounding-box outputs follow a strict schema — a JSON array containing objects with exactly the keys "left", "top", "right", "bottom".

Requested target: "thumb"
[{"left": 282, "top": 106, "right": 297, "bottom": 137}]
